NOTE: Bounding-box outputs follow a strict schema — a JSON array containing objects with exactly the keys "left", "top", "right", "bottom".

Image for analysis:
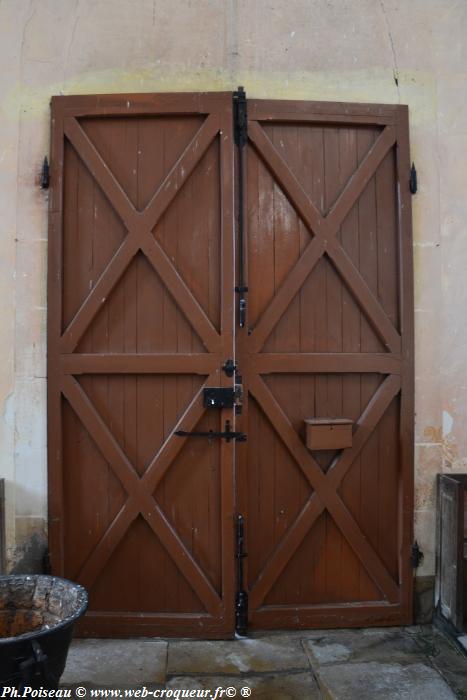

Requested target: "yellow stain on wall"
[
  {"left": 1, "top": 62, "right": 438, "bottom": 342},
  {"left": 3, "top": 65, "right": 437, "bottom": 126}
]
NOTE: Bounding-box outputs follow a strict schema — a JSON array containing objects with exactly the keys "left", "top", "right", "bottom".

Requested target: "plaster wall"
[{"left": 0, "top": 0, "right": 465, "bottom": 588}]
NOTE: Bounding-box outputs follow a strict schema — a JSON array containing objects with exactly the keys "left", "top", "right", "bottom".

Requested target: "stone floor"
[{"left": 61, "top": 625, "right": 467, "bottom": 699}]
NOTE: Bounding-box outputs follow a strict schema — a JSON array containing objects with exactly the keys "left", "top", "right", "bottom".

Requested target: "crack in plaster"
[
  {"left": 63, "top": 0, "right": 81, "bottom": 90},
  {"left": 379, "top": 0, "right": 401, "bottom": 102},
  {"left": 2, "top": 391, "right": 14, "bottom": 431},
  {"left": 20, "top": 0, "right": 36, "bottom": 60}
]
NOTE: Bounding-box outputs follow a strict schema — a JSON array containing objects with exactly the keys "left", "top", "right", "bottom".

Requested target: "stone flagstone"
[
  {"left": 61, "top": 638, "right": 168, "bottom": 686},
  {"left": 166, "top": 672, "right": 322, "bottom": 699},
  {"left": 316, "top": 661, "right": 457, "bottom": 700},
  {"left": 167, "top": 636, "right": 310, "bottom": 675},
  {"left": 303, "top": 627, "right": 425, "bottom": 666}
]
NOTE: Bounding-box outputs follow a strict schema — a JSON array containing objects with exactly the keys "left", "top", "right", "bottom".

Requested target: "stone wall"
[{"left": 1, "top": 0, "right": 466, "bottom": 614}]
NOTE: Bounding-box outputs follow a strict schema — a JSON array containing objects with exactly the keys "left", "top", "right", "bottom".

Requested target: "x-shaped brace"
[
  {"left": 247, "top": 121, "right": 401, "bottom": 354},
  {"left": 62, "top": 372, "right": 222, "bottom": 615},
  {"left": 60, "top": 115, "right": 222, "bottom": 354},
  {"left": 248, "top": 372, "right": 401, "bottom": 608}
]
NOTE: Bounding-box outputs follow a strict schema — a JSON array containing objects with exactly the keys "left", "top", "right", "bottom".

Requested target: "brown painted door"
[
  {"left": 49, "top": 93, "right": 414, "bottom": 636},
  {"left": 48, "top": 93, "right": 235, "bottom": 637},
  {"left": 236, "top": 99, "right": 414, "bottom": 628}
]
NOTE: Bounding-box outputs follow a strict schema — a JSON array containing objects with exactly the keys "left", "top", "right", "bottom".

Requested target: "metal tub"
[{"left": 0, "top": 575, "right": 88, "bottom": 689}]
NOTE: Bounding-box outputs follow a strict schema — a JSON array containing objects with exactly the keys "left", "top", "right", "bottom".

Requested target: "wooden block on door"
[{"left": 305, "top": 418, "right": 353, "bottom": 450}]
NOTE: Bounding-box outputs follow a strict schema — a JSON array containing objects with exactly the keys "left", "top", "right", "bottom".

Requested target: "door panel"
[
  {"left": 236, "top": 99, "right": 414, "bottom": 629},
  {"left": 48, "top": 93, "right": 235, "bottom": 637}
]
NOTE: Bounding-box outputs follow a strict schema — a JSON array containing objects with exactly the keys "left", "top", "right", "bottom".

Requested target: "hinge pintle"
[
  {"left": 410, "top": 162, "right": 417, "bottom": 194},
  {"left": 41, "top": 156, "right": 50, "bottom": 189},
  {"left": 411, "top": 541, "right": 424, "bottom": 568}
]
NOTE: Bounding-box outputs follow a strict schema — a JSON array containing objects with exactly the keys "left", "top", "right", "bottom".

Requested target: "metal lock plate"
[{"left": 203, "top": 387, "right": 235, "bottom": 409}]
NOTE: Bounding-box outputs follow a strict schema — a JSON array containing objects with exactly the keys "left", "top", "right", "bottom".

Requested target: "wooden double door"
[{"left": 48, "top": 91, "right": 414, "bottom": 637}]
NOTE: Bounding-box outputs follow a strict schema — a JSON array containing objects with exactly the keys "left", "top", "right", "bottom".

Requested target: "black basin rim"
[{"left": 0, "top": 574, "right": 88, "bottom": 646}]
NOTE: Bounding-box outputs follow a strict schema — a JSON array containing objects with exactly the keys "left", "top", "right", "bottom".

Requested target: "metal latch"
[
  {"left": 234, "top": 379, "right": 243, "bottom": 415},
  {"left": 175, "top": 420, "right": 246, "bottom": 443}
]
